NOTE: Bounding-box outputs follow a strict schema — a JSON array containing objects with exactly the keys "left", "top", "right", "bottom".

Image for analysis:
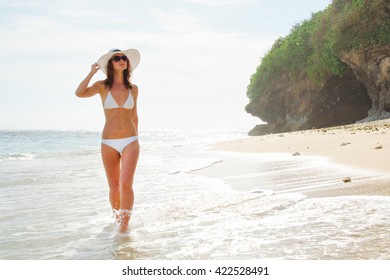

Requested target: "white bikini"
[
  {"left": 101, "top": 90, "right": 138, "bottom": 154},
  {"left": 104, "top": 91, "right": 134, "bottom": 109}
]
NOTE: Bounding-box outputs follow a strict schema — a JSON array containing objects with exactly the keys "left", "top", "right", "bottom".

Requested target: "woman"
[{"left": 75, "top": 48, "right": 141, "bottom": 233}]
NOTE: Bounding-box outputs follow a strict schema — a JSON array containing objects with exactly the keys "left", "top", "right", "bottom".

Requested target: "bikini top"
[{"left": 104, "top": 91, "right": 134, "bottom": 110}]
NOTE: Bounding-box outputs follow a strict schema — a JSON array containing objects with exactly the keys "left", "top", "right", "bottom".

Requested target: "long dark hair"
[{"left": 104, "top": 58, "right": 133, "bottom": 89}]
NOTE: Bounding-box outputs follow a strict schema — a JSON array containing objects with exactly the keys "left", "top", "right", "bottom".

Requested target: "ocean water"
[{"left": 0, "top": 130, "right": 389, "bottom": 260}]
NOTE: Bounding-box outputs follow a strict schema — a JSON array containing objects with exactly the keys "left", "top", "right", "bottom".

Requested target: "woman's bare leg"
[
  {"left": 101, "top": 144, "right": 121, "bottom": 221},
  {"left": 118, "top": 140, "right": 140, "bottom": 232}
]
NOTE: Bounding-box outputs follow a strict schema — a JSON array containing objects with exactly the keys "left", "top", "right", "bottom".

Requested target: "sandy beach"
[{"left": 196, "top": 119, "right": 390, "bottom": 197}]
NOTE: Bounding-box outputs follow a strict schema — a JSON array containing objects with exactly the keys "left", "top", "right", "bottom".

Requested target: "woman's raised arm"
[{"left": 75, "top": 63, "right": 102, "bottom": 98}]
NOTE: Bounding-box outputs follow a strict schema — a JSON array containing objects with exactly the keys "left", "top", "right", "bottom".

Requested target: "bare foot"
[
  {"left": 118, "top": 209, "right": 132, "bottom": 234},
  {"left": 118, "top": 222, "right": 129, "bottom": 234}
]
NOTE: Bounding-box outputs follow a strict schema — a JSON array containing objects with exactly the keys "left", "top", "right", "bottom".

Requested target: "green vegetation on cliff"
[{"left": 247, "top": 0, "right": 390, "bottom": 101}]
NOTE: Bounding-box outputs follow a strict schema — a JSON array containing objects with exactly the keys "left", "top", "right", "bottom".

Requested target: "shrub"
[{"left": 247, "top": 0, "right": 390, "bottom": 101}]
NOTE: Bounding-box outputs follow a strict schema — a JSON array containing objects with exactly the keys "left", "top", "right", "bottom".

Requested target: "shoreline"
[
  {"left": 193, "top": 119, "right": 390, "bottom": 197},
  {"left": 213, "top": 119, "right": 390, "bottom": 174}
]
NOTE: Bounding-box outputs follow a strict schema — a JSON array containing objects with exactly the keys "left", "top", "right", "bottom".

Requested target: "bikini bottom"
[{"left": 101, "top": 136, "right": 138, "bottom": 154}]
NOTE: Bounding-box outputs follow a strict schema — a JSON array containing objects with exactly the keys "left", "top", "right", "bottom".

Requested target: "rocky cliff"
[
  {"left": 246, "top": 45, "right": 390, "bottom": 136},
  {"left": 340, "top": 45, "right": 390, "bottom": 122},
  {"left": 245, "top": 0, "right": 390, "bottom": 136}
]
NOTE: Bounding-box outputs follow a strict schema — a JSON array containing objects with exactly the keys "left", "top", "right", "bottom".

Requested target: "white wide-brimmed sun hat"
[{"left": 96, "top": 48, "right": 140, "bottom": 75}]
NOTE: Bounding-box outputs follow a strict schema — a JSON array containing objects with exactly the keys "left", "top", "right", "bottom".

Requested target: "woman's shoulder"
[
  {"left": 93, "top": 80, "right": 105, "bottom": 88},
  {"left": 92, "top": 80, "right": 107, "bottom": 93},
  {"left": 131, "top": 84, "right": 138, "bottom": 93},
  {"left": 130, "top": 84, "right": 138, "bottom": 100}
]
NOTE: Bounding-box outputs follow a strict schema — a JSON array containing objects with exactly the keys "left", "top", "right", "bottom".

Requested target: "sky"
[{"left": 0, "top": 0, "right": 332, "bottom": 131}]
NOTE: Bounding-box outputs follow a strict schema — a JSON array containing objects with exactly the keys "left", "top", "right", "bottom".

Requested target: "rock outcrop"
[
  {"left": 246, "top": 45, "right": 390, "bottom": 136},
  {"left": 340, "top": 45, "right": 390, "bottom": 122}
]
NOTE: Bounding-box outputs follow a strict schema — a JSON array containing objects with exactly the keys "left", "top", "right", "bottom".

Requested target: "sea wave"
[{"left": 0, "top": 153, "right": 35, "bottom": 162}]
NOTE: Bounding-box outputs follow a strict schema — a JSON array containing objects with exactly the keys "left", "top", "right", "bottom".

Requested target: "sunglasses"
[{"left": 112, "top": 55, "right": 128, "bottom": 62}]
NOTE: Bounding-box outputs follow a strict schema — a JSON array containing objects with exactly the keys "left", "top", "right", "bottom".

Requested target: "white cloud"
[
  {"left": 0, "top": 0, "right": 42, "bottom": 8},
  {"left": 151, "top": 8, "right": 205, "bottom": 33},
  {"left": 181, "top": 0, "right": 254, "bottom": 6}
]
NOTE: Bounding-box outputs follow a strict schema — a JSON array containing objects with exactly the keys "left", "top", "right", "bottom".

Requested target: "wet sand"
[{"left": 197, "top": 119, "right": 390, "bottom": 197}]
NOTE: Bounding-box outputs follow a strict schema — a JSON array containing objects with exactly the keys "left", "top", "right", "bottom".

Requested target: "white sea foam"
[{"left": 0, "top": 153, "right": 35, "bottom": 162}]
